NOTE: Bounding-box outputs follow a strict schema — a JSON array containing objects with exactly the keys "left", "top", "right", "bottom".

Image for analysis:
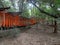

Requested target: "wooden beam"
[{"left": 0, "top": 7, "right": 10, "bottom": 11}]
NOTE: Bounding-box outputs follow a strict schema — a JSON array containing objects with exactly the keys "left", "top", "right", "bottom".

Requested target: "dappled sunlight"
[{"left": 57, "top": 8, "right": 60, "bottom": 11}]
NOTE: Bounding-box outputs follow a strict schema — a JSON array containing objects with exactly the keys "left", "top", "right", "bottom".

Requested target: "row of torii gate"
[{"left": 0, "top": 7, "right": 58, "bottom": 33}]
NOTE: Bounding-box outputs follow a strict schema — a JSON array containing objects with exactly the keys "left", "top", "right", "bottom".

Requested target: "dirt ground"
[{"left": 0, "top": 24, "right": 60, "bottom": 45}]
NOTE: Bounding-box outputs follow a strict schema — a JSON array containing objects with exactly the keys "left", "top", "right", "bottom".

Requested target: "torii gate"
[{"left": 0, "top": 7, "right": 10, "bottom": 30}]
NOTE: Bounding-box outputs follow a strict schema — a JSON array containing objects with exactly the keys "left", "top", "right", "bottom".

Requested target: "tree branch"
[{"left": 31, "top": 1, "right": 58, "bottom": 18}]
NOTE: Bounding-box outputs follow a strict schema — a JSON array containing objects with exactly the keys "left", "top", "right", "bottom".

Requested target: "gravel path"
[{"left": 0, "top": 24, "right": 60, "bottom": 45}]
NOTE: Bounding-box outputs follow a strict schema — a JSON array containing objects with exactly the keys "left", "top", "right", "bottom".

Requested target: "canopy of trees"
[{"left": 0, "top": 0, "right": 60, "bottom": 19}]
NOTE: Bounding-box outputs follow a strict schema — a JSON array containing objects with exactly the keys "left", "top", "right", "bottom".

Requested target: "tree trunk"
[{"left": 53, "top": 20, "right": 57, "bottom": 33}]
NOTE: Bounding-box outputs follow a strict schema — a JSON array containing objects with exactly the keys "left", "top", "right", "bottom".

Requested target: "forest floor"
[{"left": 0, "top": 23, "right": 60, "bottom": 45}]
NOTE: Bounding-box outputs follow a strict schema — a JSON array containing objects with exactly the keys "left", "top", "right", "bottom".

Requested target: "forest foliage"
[{"left": 0, "top": 0, "right": 60, "bottom": 20}]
